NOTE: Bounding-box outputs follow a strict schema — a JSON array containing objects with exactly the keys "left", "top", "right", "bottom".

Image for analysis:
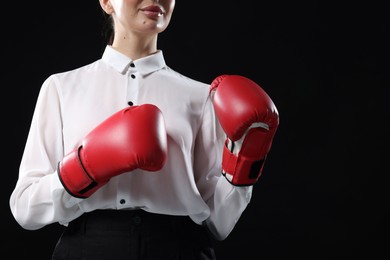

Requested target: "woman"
[{"left": 9, "top": 0, "right": 263, "bottom": 259}]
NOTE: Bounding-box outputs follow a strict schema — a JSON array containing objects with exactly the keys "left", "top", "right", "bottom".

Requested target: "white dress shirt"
[{"left": 9, "top": 46, "right": 252, "bottom": 240}]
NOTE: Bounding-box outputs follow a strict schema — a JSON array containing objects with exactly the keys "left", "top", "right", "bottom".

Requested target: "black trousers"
[{"left": 51, "top": 209, "right": 217, "bottom": 260}]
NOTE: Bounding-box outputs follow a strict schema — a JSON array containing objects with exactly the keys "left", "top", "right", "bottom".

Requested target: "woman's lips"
[{"left": 141, "top": 5, "right": 164, "bottom": 17}]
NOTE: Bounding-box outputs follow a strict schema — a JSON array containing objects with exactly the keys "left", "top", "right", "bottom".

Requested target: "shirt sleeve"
[
  {"left": 192, "top": 94, "right": 253, "bottom": 241},
  {"left": 9, "top": 76, "right": 83, "bottom": 230}
]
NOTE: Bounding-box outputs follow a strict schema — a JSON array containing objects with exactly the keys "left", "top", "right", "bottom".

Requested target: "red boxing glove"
[
  {"left": 210, "top": 75, "right": 279, "bottom": 186},
  {"left": 58, "top": 104, "right": 168, "bottom": 198}
]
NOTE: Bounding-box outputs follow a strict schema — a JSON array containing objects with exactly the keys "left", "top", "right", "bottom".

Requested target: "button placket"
[
  {"left": 126, "top": 62, "right": 139, "bottom": 105},
  {"left": 129, "top": 62, "right": 136, "bottom": 79}
]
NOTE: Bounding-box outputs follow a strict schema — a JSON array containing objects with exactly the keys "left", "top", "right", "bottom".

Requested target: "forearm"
[
  {"left": 9, "top": 172, "right": 82, "bottom": 230},
  {"left": 204, "top": 177, "right": 253, "bottom": 240}
]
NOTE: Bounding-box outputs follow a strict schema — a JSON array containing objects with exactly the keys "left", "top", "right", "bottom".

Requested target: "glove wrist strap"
[{"left": 58, "top": 147, "right": 103, "bottom": 198}]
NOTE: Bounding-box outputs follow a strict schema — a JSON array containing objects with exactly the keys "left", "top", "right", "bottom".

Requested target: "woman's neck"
[{"left": 111, "top": 33, "right": 158, "bottom": 61}]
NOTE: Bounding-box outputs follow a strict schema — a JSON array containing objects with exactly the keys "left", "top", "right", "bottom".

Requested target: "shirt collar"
[{"left": 101, "top": 45, "right": 167, "bottom": 76}]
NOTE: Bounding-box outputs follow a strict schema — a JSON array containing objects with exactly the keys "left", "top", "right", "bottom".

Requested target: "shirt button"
[
  {"left": 130, "top": 63, "right": 135, "bottom": 68},
  {"left": 131, "top": 74, "right": 136, "bottom": 79},
  {"left": 119, "top": 199, "right": 126, "bottom": 204},
  {"left": 132, "top": 215, "right": 142, "bottom": 225}
]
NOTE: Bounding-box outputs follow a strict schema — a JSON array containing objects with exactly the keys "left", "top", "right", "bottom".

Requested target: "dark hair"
[{"left": 101, "top": 12, "right": 114, "bottom": 45}]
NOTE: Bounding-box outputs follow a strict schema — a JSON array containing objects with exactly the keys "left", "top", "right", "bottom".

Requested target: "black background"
[{"left": 3, "top": 1, "right": 388, "bottom": 258}]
